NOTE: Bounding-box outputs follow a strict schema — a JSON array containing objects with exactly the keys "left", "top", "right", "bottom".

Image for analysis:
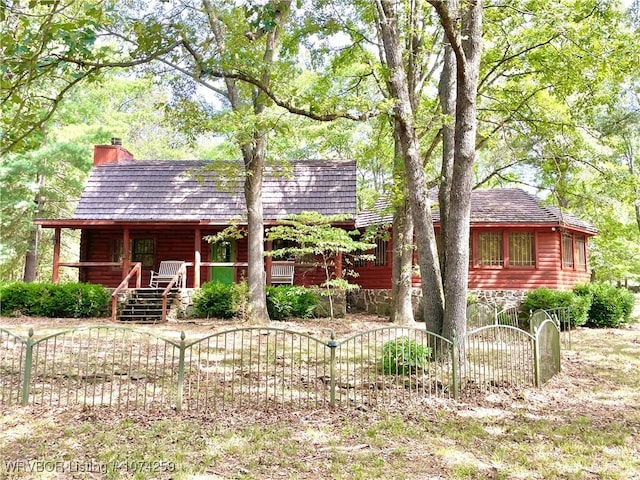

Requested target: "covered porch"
[{"left": 35, "top": 220, "right": 344, "bottom": 289}]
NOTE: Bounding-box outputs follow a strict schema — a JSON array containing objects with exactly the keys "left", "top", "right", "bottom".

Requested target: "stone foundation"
[
  {"left": 469, "top": 289, "right": 527, "bottom": 309},
  {"left": 153, "top": 287, "right": 526, "bottom": 320},
  {"left": 176, "top": 288, "right": 197, "bottom": 319},
  {"left": 348, "top": 288, "right": 528, "bottom": 317}
]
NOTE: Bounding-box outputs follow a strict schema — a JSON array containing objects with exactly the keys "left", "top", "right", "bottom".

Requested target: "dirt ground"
[
  {"left": 1, "top": 303, "right": 639, "bottom": 479},
  {"left": 0, "top": 312, "right": 395, "bottom": 341}
]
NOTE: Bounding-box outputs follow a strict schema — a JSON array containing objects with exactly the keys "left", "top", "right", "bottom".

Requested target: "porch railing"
[{"left": 110, "top": 263, "right": 142, "bottom": 320}]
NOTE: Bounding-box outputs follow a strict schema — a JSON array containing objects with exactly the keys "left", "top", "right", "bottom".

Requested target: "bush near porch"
[
  {"left": 0, "top": 282, "right": 110, "bottom": 318},
  {"left": 192, "top": 282, "right": 321, "bottom": 321}
]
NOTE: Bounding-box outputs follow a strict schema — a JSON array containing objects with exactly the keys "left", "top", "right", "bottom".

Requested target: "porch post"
[
  {"left": 194, "top": 227, "right": 201, "bottom": 288},
  {"left": 122, "top": 227, "right": 130, "bottom": 276},
  {"left": 335, "top": 250, "right": 343, "bottom": 279},
  {"left": 265, "top": 240, "right": 273, "bottom": 285},
  {"left": 52, "top": 228, "right": 61, "bottom": 283}
]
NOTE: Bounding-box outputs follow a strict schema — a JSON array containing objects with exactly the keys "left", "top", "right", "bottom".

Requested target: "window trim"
[
  {"left": 508, "top": 232, "right": 536, "bottom": 268},
  {"left": 471, "top": 229, "right": 538, "bottom": 270},
  {"left": 562, "top": 232, "right": 588, "bottom": 272},
  {"left": 373, "top": 237, "right": 389, "bottom": 267}
]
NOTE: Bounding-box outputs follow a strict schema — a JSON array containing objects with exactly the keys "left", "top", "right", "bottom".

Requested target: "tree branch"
[
  {"left": 427, "top": 0, "right": 467, "bottom": 75},
  {"left": 1, "top": 66, "right": 101, "bottom": 155}
]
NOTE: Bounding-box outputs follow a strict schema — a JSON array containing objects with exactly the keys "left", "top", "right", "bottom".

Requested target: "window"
[
  {"left": 349, "top": 249, "right": 369, "bottom": 267},
  {"left": 562, "top": 234, "right": 574, "bottom": 269},
  {"left": 110, "top": 239, "right": 123, "bottom": 270},
  {"left": 111, "top": 239, "right": 123, "bottom": 264},
  {"left": 575, "top": 236, "right": 587, "bottom": 271},
  {"left": 509, "top": 232, "right": 535, "bottom": 267},
  {"left": 478, "top": 232, "right": 502, "bottom": 266},
  {"left": 374, "top": 238, "right": 389, "bottom": 266},
  {"left": 132, "top": 239, "right": 155, "bottom": 269},
  {"left": 212, "top": 241, "right": 232, "bottom": 262}
]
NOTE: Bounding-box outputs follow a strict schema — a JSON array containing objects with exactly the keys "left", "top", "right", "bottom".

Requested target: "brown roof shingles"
[
  {"left": 73, "top": 160, "right": 357, "bottom": 222},
  {"left": 356, "top": 188, "right": 596, "bottom": 234}
]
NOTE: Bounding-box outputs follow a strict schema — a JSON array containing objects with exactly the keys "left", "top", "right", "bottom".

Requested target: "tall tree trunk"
[
  {"left": 23, "top": 226, "right": 40, "bottom": 282},
  {"left": 243, "top": 143, "right": 270, "bottom": 324},
  {"left": 207, "top": 0, "right": 291, "bottom": 324},
  {"left": 376, "top": 0, "right": 445, "bottom": 332},
  {"left": 437, "top": 0, "right": 458, "bottom": 286},
  {"left": 23, "top": 172, "right": 44, "bottom": 282},
  {"left": 391, "top": 197, "right": 415, "bottom": 324},
  {"left": 432, "top": 0, "right": 483, "bottom": 341},
  {"left": 391, "top": 132, "right": 415, "bottom": 324}
]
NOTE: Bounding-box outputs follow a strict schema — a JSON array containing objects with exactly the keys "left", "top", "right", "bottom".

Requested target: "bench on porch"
[
  {"left": 150, "top": 260, "right": 185, "bottom": 287},
  {"left": 271, "top": 262, "right": 295, "bottom": 285}
]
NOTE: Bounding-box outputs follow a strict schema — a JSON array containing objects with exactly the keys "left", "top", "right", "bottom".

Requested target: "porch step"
[{"left": 118, "top": 288, "right": 179, "bottom": 323}]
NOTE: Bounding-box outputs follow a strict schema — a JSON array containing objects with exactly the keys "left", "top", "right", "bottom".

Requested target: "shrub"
[
  {"left": 192, "top": 281, "right": 248, "bottom": 319},
  {"left": 522, "top": 287, "right": 590, "bottom": 328},
  {"left": 0, "top": 282, "right": 110, "bottom": 317},
  {"left": 574, "top": 282, "right": 635, "bottom": 328},
  {"left": 380, "top": 337, "right": 432, "bottom": 375},
  {"left": 266, "top": 285, "right": 317, "bottom": 321}
]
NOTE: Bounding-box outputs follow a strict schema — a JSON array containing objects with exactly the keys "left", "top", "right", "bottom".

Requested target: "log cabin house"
[
  {"left": 36, "top": 142, "right": 596, "bottom": 303},
  {"left": 353, "top": 191, "right": 597, "bottom": 293}
]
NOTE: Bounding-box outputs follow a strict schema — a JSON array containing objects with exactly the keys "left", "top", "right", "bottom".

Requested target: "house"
[
  {"left": 35, "top": 142, "right": 357, "bottom": 289},
  {"left": 352, "top": 190, "right": 597, "bottom": 304},
  {"left": 36, "top": 142, "right": 596, "bottom": 304}
]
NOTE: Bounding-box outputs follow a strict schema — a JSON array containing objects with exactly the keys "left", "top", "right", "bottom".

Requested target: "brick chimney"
[{"left": 93, "top": 137, "right": 134, "bottom": 166}]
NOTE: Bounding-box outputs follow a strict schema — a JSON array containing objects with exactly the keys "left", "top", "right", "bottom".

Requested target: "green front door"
[{"left": 211, "top": 241, "right": 235, "bottom": 285}]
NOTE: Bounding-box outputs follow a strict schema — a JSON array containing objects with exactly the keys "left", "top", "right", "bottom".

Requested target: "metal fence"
[{"left": 0, "top": 320, "right": 560, "bottom": 411}]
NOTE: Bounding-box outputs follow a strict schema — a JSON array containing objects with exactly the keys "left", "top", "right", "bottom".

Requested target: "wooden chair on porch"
[
  {"left": 271, "top": 262, "right": 295, "bottom": 285},
  {"left": 150, "top": 260, "right": 185, "bottom": 287}
]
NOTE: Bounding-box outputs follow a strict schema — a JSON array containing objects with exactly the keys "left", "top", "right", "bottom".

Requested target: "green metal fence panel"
[
  {"left": 466, "top": 303, "right": 496, "bottom": 329},
  {"left": 333, "top": 327, "right": 455, "bottom": 406},
  {"left": 496, "top": 307, "right": 519, "bottom": 328},
  {"left": 180, "top": 327, "right": 331, "bottom": 410},
  {"left": 24, "top": 326, "right": 181, "bottom": 409},
  {"left": 0, "top": 328, "right": 26, "bottom": 406},
  {"left": 458, "top": 325, "right": 536, "bottom": 393},
  {"left": 529, "top": 310, "right": 555, "bottom": 334},
  {"left": 0, "top": 319, "right": 563, "bottom": 410},
  {"left": 544, "top": 307, "right": 572, "bottom": 350}
]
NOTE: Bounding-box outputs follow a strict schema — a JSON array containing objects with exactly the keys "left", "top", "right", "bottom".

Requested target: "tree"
[
  {"left": 1, "top": 143, "right": 88, "bottom": 281},
  {"left": 371, "top": 0, "right": 483, "bottom": 339},
  {"left": 266, "top": 211, "right": 374, "bottom": 320},
  {"left": 0, "top": 1, "right": 114, "bottom": 155},
  {"left": 374, "top": 0, "right": 445, "bottom": 332},
  {"left": 430, "top": 0, "right": 483, "bottom": 341},
  {"left": 0, "top": 74, "right": 198, "bottom": 282}
]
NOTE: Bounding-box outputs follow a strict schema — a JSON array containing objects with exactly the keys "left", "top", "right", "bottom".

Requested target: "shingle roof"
[
  {"left": 73, "top": 160, "right": 357, "bottom": 222},
  {"left": 356, "top": 188, "right": 597, "bottom": 234}
]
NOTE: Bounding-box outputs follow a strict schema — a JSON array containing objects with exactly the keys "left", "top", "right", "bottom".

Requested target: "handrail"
[
  {"left": 111, "top": 263, "right": 142, "bottom": 321},
  {"left": 161, "top": 262, "right": 188, "bottom": 322}
]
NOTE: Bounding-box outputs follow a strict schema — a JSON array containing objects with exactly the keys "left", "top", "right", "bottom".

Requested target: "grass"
[{"left": 1, "top": 306, "right": 639, "bottom": 479}]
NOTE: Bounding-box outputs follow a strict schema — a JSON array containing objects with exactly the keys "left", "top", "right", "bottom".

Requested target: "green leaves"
[{"left": 1, "top": 1, "right": 107, "bottom": 154}]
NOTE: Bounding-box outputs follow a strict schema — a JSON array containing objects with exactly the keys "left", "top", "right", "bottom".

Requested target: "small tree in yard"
[{"left": 266, "top": 212, "right": 374, "bottom": 320}]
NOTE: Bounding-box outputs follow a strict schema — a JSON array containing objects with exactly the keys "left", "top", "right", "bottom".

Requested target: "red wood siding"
[
  {"left": 349, "top": 237, "right": 394, "bottom": 289},
  {"left": 79, "top": 227, "right": 333, "bottom": 288},
  {"left": 353, "top": 227, "right": 592, "bottom": 291},
  {"left": 77, "top": 224, "right": 592, "bottom": 291}
]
